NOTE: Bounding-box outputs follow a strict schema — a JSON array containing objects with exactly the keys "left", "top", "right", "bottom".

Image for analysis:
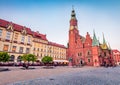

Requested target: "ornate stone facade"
[
  {"left": 0, "top": 19, "right": 67, "bottom": 63},
  {"left": 67, "top": 9, "right": 115, "bottom": 66}
]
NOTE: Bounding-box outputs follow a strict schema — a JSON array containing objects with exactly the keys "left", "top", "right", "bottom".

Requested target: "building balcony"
[
  {"left": 20, "top": 42, "right": 24, "bottom": 44},
  {"left": 13, "top": 41, "right": 17, "bottom": 43},
  {"left": 5, "top": 39, "right": 10, "bottom": 42}
]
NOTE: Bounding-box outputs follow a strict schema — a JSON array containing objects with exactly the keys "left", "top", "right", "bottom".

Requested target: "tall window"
[
  {"left": 3, "top": 45, "right": 9, "bottom": 51},
  {"left": 6, "top": 31, "right": 11, "bottom": 40},
  {"left": 104, "top": 52, "right": 106, "bottom": 56},
  {"left": 37, "top": 53, "right": 39, "bottom": 56},
  {"left": 19, "top": 47, "right": 23, "bottom": 53},
  {"left": 33, "top": 48, "right": 36, "bottom": 51},
  {"left": 26, "top": 48, "right": 30, "bottom": 53},
  {"left": 41, "top": 54, "right": 42, "bottom": 57},
  {"left": 0, "top": 29, "right": 2, "bottom": 37},
  {"left": 14, "top": 33, "right": 18, "bottom": 41},
  {"left": 78, "top": 52, "right": 82, "bottom": 56},
  {"left": 28, "top": 36, "right": 31, "bottom": 44},
  {"left": 87, "top": 51, "right": 91, "bottom": 55},
  {"left": 88, "top": 59, "right": 91, "bottom": 63},
  {"left": 12, "top": 46, "right": 16, "bottom": 52},
  {"left": 21, "top": 36, "right": 25, "bottom": 43}
]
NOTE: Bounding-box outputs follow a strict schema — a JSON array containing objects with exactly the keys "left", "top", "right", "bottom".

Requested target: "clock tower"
[{"left": 68, "top": 9, "right": 79, "bottom": 65}]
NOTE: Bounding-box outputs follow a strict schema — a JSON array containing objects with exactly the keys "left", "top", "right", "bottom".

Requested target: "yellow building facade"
[{"left": 0, "top": 19, "right": 67, "bottom": 63}]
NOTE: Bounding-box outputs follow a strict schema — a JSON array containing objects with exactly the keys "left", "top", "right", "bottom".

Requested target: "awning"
[{"left": 53, "top": 60, "right": 69, "bottom": 62}]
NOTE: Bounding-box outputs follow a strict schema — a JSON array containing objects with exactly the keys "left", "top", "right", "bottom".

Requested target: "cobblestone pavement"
[{"left": 1, "top": 66, "right": 120, "bottom": 85}]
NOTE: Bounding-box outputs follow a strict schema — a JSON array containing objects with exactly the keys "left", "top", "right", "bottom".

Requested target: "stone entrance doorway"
[{"left": 79, "top": 59, "right": 84, "bottom": 66}]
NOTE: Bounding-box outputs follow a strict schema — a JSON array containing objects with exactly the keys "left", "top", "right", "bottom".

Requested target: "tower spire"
[
  {"left": 71, "top": 6, "right": 76, "bottom": 19},
  {"left": 101, "top": 33, "right": 108, "bottom": 49},
  {"left": 72, "top": 5, "right": 74, "bottom": 10},
  {"left": 92, "top": 30, "right": 99, "bottom": 46},
  {"left": 69, "top": 7, "right": 78, "bottom": 30},
  {"left": 103, "top": 33, "right": 106, "bottom": 44}
]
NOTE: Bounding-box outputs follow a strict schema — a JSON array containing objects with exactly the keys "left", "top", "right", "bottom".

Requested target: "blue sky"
[{"left": 0, "top": 0, "right": 120, "bottom": 50}]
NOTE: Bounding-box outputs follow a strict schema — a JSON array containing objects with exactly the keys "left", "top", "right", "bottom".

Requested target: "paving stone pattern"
[{"left": 8, "top": 67, "right": 120, "bottom": 85}]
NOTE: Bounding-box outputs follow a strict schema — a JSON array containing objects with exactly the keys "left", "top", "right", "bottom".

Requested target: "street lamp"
[
  {"left": 68, "top": 57, "right": 72, "bottom": 62},
  {"left": 68, "top": 57, "right": 73, "bottom": 66}
]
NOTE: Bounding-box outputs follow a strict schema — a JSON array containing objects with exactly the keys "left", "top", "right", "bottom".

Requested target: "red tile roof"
[
  {"left": 33, "top": 31, "right": 47, "bottom": 40},
  {"left": 48, "top": 41, "right": 66, "bottom": 48},
  {"left": 0, "top": 18, "right": 47, "bottom": 40},
  {"left": 0, "top": 19, "right": 9, "bottom": 28},
  {"left": 112, "top": 49, "right": 120, "bottom": 53},
  {"left": 0, "top": 19, "right": 66, "bottom": 47}
]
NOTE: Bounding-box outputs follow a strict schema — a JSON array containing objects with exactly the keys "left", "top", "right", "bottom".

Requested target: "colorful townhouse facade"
[
  {"left": 112, "top": 49, "right": 120, "bottom": 65},
  {"left": 67, "top": 9, "right": 115, "bottom": 66},
  {"left": 0, "top": 19, "right": 67, "bottom": 63}
]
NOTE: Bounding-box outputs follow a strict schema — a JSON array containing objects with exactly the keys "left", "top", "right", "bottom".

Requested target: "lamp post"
[{"left": 68, "top": 57, "right": 72, "bottom": 66}]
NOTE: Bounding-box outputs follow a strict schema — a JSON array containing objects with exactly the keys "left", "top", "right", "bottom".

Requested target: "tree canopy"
[
  {"left": 0, "top": 52, "right": 10, "bottom": 62},
  {"left": 41, "top": 56, "right": 53, "bottom": 64},
  {"left": 21, "top": 54, "right": 37, "bottom": 63}
]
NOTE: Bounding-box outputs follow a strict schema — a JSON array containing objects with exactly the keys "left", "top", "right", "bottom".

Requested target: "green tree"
[
  {"left": 0, "top": 52, "right": 10, "bottom": 62},
  {"left": 21, "top": 54, "right": 37, "bottom": 63},
  {"left": 21, "top": 54, "right": 37, "bottom": 69},
  {"left": 41, "top": 56, "right": 53, "bottom": 64},
  {"left": 21, "top": 54, "right": 28, "bottom": 62}
]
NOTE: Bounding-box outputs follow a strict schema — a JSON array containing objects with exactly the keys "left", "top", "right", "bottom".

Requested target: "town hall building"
[{"left": 67, "top": 9, "right": 115, "bottom": 66}]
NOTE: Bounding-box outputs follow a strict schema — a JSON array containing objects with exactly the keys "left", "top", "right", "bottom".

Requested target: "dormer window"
[
  {"left": 21, "top": 27, "right": 27, "bottom": 35},
  {"left": 7, "top": 23, "right": 13, "bottom": 31}
]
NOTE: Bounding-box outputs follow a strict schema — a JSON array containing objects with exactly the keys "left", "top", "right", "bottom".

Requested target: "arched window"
[
  {"left": 9, "top": 55, "right": 15, "bottom": 62},
  {"left": 17, "top": 56, "right": 22, "bottom": 62},
  {"left": 78, "top": 52, "right": 82, "bottom": 56},
  {"left": 88, "top": 59, "right": 90, "bottom": 62},
  {"left": 87, "top": 51, "right": 91, "bottom": 55},
  {"left": 104, "top": 52, "right": 106, "bottom": 56}
]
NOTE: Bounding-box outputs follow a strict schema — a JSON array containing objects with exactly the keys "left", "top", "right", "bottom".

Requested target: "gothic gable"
[
  {"left": 7, "top": 22, "right": 14, "bottom": 31},
  {"left": 84, "top": 32, "right": 92, "bottom": 47},
  {"left": 21, "top": 26, "right": 27, "bottom": 35}
]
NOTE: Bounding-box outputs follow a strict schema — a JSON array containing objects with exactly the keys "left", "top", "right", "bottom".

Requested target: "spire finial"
[
  {"left": 92, "top": 29, "right": 99, "bottom": 46},
  {"left": 72, "top": 5, "right": 74, "bottom": 10},
  {"left": 71, "top": 5, "right": 76, "bottom": 19},
  {"left": 102, "top": 32, "right": 106, "bottom": 44},
  {"left": 93, "top": 29, "right": 95, "bottom": 34}
]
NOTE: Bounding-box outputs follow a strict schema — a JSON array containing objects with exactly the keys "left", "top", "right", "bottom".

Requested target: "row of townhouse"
[{"left": 0, "top": 19, "right": 67, "bottom": 63}]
